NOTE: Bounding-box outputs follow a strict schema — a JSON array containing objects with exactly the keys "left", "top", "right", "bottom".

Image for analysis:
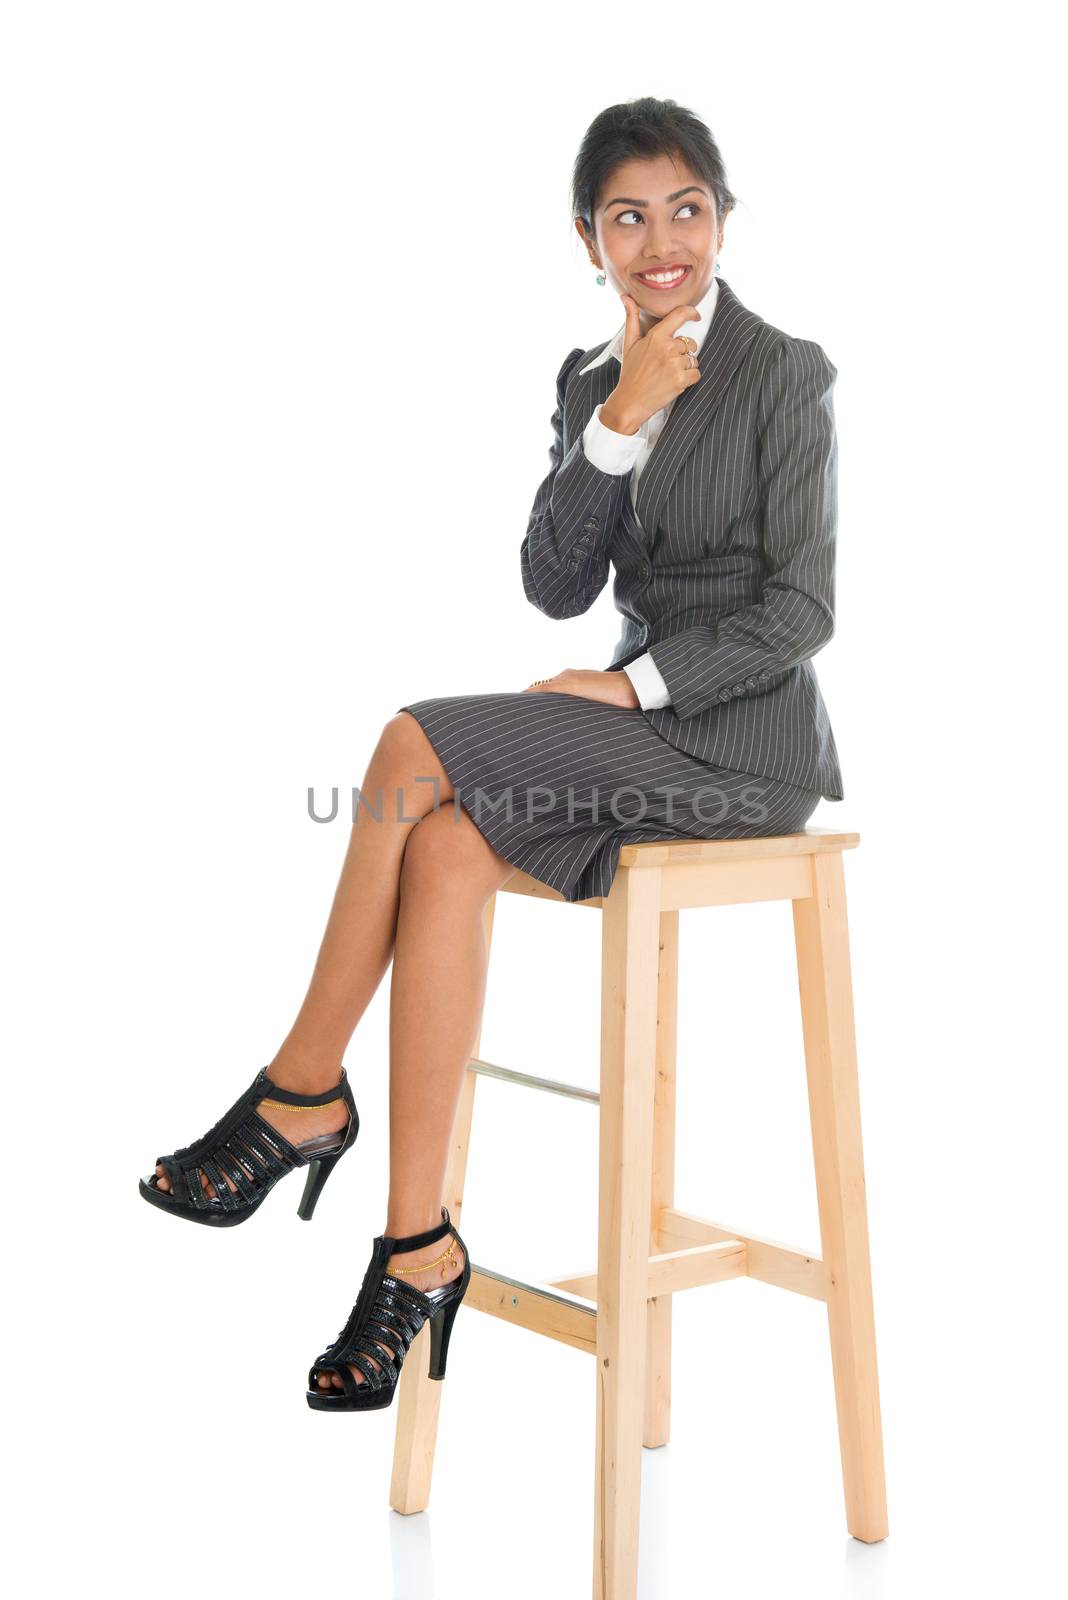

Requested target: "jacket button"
[
  {"left": 744, "top": 675, "right": 758, "bottom": 687},
  {"left": 582, "top": 517, "right": 599, "bottom": 532},
  {"left": 718, "top": 689, "right": 732, "bottom": 702},
  {"left": 732, "top": 685, "right": 745, "bottom": 696},
  {"left": 638, "top": 559, "right": 651, "bottom": 581}
]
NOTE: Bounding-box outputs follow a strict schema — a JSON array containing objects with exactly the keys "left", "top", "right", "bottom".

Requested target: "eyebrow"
[{"left": 601, "top": 185, "right": 708, "bottom": 211}]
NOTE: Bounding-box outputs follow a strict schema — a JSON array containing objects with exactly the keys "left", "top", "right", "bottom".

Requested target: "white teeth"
[{"left": 638, "top": 268, "right": 687, "bottom": 284}]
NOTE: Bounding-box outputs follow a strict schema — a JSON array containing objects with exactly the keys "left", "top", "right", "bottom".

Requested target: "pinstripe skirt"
[{"left": 397, "top": 690, "right": 822, "bottom": 905}]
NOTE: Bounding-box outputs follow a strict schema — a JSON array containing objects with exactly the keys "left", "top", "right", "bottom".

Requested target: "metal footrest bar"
[
  {"left": 466, "top": 1054, "right": 599, "bottom": 1105},
  {"left": 466, "top": 1264, "right": 597, "bottom": 1354}
]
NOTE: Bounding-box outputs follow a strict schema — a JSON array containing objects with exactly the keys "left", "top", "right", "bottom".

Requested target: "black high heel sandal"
[
  {"left": 138, "top": 1066, "right": 359, "bottom": 1227},
  {"left": 307, "top": 1205, "right": 471, "bottom": 1411}
]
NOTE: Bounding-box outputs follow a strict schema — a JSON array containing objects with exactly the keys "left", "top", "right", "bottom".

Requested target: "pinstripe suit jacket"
[{"left": 520, "top": 276, "right": 843, "bottom": 800}]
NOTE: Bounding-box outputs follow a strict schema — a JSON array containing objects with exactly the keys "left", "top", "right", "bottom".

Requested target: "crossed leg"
[{"left": 148, "top": 708, "right": 515, "bottom": 1386}]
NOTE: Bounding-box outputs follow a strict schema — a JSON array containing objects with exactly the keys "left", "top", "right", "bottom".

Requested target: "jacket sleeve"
[
  {"left": 520, "top": 345, "right": 633, "bottom": 620},
  {"left": 645, "top": 337, "right": 839, "bottom": 720}
]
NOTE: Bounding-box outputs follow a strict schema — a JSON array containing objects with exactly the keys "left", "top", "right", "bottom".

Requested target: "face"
[{"left": 577, "top": 152, "right": 724, "bottom": 333}]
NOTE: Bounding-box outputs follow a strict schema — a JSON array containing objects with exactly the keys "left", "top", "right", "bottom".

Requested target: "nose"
[{"left": 642, "top": 229, "right": 682, "bottom": 263}]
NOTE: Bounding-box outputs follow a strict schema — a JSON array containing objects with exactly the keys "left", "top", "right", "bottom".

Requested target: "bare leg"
[
  {"left": 155, "top": 711, "right": 502, "bottom": 1194},
  {"left": 315, "top": 798, "right": 515, "bottom": 1391}
]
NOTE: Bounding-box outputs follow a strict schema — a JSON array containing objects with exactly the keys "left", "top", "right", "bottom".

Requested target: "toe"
[{"left": 154, "top": 1162, "right": 171, "bottom": 1192}]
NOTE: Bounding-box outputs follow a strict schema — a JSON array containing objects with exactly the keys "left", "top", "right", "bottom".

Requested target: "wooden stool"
[{"left": 389, "top": 825, "right": 888, "bottom": 1597}]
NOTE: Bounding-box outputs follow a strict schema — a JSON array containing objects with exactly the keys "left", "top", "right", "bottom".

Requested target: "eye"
[{"left": 615, "top": 203, "right": 701, "bottom": 226}]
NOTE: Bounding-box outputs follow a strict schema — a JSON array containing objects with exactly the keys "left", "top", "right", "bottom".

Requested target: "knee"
[
  {"left": 377, "top": 710, "right": 431, "bottom": 769},
  {"left": 400, "top": 804, "right": 511, "bottom": 900},
  {"left": 371, "top": 711, "right": 452, "bottom": 808}
]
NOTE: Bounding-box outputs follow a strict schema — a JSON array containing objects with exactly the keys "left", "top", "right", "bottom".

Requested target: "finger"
[
  {"left": 652, "top": 305, "right": 701, "bottom": 338},
  {"left": 671, "top": 337, "right": 699, "bottom": 369},
  {"left": 619, "top": 293, "right": 642, "bottom": 354}
]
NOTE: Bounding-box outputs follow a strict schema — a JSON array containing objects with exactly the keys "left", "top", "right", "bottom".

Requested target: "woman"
[{"left": 138, "top": 97, "right": 843, "bottom": 1411}]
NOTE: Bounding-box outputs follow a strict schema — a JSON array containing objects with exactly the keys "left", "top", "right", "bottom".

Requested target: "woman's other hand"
[
  {"left": 599, "top": 296, "right": 702, "bottom": 436},
  {"left": 524, "top": 669, "right": 639, "bottom": 709}
]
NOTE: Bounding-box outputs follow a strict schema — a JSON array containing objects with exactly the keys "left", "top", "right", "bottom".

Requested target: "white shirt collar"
[{"left": 577, "top": 274, "right": 719, "bottom": 375}]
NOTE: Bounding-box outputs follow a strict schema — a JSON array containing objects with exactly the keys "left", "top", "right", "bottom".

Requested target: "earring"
[
  {"left": 595, "top": 269, "right": 606, "bottom": 286},
  {"left": 714, "top": 259, "right": 721, "bottom": 275}
]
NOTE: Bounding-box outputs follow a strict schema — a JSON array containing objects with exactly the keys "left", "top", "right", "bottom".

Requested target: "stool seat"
[
  {"left": 388, "top": 826, "right": 888, "bottom": 1596},
  {"left": 616, "top": 823, "right": 860, "bottom": 863}
]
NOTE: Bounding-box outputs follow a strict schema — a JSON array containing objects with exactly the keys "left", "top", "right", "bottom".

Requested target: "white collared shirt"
[{"left": 579, "top": 275, "right": 720, "bottom": 710}]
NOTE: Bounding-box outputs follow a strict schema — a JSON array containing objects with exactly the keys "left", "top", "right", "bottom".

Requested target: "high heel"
[
  {"left": 306, "top": 1205, "right": 471, "bottom": 1411},
  {"left": 427, "top": 1290, "right": 463, "bottom": 1380},
  {"left": 297, "top": 1148, "right": 347, "bottom": 1222},
  {"left": 138, "top": 1066, "right": 358, "bottom": 1227}
]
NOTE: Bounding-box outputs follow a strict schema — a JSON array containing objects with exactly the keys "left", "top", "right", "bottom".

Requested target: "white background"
[{"left": 3, "top": 3, "right": 1064, "bottom": 1596}]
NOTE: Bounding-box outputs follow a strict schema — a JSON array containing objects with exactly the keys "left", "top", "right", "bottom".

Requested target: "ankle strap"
[
  {"left": 258, "top": 1067, "right": 348, "bottom": 1107},
  {"left": 388, "top": 1206, "right": 452, "bottom": 1252}
]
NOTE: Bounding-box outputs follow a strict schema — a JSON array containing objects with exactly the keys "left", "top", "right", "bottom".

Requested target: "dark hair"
[{"left": 570, "top": 97, "right": 738, "bottom": 243}]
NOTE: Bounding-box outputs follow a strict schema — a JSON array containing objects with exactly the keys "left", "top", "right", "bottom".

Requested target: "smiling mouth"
[{"left": 634, "top": 265, "right": 691, "bottom": 289}]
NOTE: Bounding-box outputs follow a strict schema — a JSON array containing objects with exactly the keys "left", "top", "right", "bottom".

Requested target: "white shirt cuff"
[
  {"left": 582, "top": 403, "right": 644, "bottom": 475},
  {"left": 622, "top": 650, "right": 672, "bottom": 710}
]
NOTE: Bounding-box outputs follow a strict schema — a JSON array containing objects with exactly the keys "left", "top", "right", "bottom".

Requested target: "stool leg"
[
  {"left": 644, "top": 908, "right": 679, "bottom": 1449},
  {"left": 793, "top": 851, "right": 889, "bottom": 1543},
  {"left": 389, "top": 891, "right": 498, "bottom": 1515},
  {"left": 593, "top": 864, "right": 663, "bottom": 1600}
]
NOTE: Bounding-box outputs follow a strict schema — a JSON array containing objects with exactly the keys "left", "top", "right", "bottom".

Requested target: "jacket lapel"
[{"left": 633, "top": 277, "right": 764, "bottom": 537}]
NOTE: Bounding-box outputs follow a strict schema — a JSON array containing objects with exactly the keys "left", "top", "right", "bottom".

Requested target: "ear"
[{"left": 574, "top": 216, "right": 597, "bottom": 266}]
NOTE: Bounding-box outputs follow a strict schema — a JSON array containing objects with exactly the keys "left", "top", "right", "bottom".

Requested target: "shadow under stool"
[{"left": 388, "top": 825, "right": 888, "bottom": 1598}]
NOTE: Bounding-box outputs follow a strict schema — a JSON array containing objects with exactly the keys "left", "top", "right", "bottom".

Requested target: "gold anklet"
[{"left": 390, "top": 1236, "right": 460, "bottom": 1279}]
